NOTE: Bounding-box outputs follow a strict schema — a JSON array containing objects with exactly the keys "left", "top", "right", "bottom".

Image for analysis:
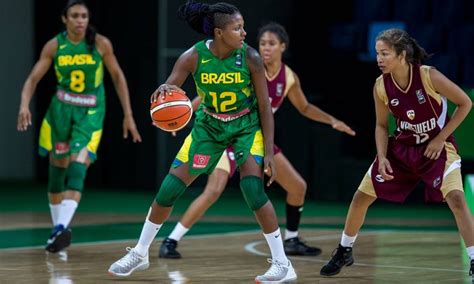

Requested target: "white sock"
[
  {"left": 340, "top": 231, "right": 357, "bottom": 247},
  {"left": 467, "top": 246, "right": 474, "bottom": 260},
  {"left": 134, "top": 219, "right": 162, "bottom": 256},
  {"left": 56, "top": 199, "right": 78, "bottom": 228},
  {"left": 168, "top": 222, "right": 189, "bottom": 241},
  {"left": 49, "top": 203, "right": 62, "bottom": 226},
  {"left": 284, "top": 229, "right": 298, "bottom": 240},
  {"left": 263, "top": 228, "right": 288, "bottom": 263}
]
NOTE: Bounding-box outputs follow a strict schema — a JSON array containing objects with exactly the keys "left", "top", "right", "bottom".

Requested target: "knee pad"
[
  {"left": 155, "top": 174, "right": 187, "bottom": 207},
  {"left": 66, "top": 162, "right": 87, "bottom": 192},
  {"left": 240, "top": 176, "right": 268, "bottom": 210},
  {"left": 48, "top": 165, "right": 67, "bottom": 193}
]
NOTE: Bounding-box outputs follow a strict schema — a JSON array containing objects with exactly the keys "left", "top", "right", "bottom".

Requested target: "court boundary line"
[
  {"left": 0, "top": 229, "right": 263, "bottom": 252},
  {"left": 244, "top": 231, "right": 467, "bottom": 273}
]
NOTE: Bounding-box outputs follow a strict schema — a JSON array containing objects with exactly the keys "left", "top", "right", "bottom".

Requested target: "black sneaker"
[
  {"left": 45, "top": 225, "right": 72, "bottom": 253},
  {"left": 284, "top": 237, "right": 322, "bottom": 256},
  {"left": 158, "top": 237, "right": 182, "bottom": 259},
  {"left": 320, "top": 244, "right": 354, "bottom": 276},
  {"left": 469, "top": 259, "right": 473, "bottom": 276}
]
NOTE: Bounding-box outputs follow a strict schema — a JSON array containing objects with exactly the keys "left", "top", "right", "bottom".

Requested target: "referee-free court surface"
[{"left": 1, "top": 183, "right": 473, "bottom": 283}]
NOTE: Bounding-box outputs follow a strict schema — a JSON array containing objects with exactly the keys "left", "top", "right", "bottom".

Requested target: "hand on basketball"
[
  {"left": 424, "top": 137, "right": 444, "bottom": 160},
  {"left": 378, "top": 157, "right": 394, "bottom": 180},
  {"left": 17, "top": 107, "right": 32, "bottom": 131},
  {"left": 264, "top": 155, "right": 277, "bottom": 187},
  {"left": 332, "top": 119, "right": 356, "bottom": 136},
  {"left": 123, "top": 116, "right": 142, "bottom": 142},
  {"left": 151, "top": 84, "right": 186, "bottom": 102}
]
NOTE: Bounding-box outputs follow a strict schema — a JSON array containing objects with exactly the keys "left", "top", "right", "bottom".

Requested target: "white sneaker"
[
  {"left": 108, "top": 247, "right": 149, "bottom": 277},
  {"left": 255, "top": 258, "right": 297, "bottom": 283}
]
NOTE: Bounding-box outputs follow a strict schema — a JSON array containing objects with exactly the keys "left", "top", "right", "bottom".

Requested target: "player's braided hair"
[
  {"left": 178, "top": 0, "right": 240, "bottom": 36},
  {"left": 63, "top": 0, "right": 96, "bottom": 53},
  {"left": 257, "top": 22, "right": 290, "bottom": 48},
  {"left": 376, "top": 28, "right": 430, "bottom": 64}
]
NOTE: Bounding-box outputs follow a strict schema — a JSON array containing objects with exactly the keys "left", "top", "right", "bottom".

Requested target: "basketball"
[{"left": 150, "top": 90, "right": 193, "bottom": 132}]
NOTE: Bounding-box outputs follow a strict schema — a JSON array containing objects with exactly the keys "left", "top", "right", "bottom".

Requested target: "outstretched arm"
[
  {"left": 287, "top": 72, "right": 356, "bottom": 136},
  {"left": 98, "top": 35, "right": 141, "bottom": 142},
  {"left": 17, "top": 38, "right": 56, "bottom": 131},
  {"left": 247, "top": 46, "right": 276, "bottom": 186}
]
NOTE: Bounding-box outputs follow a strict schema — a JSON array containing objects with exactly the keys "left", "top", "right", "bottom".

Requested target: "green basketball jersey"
[
  {"left": 193, "top": 40, "right": 256, "bottom": 114},
  {"left": 54, "top": 32, "right": 104, "bottom": 98}
]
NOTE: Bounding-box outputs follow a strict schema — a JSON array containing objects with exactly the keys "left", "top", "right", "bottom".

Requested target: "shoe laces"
[
  {"left": 262, "top": 258, "right": 288, "bottom": 277},
  {"left": 330, "top": 247, "right": 340, "bottom": 258},
  {"left": 116, "top": 247, "right": 143, "bottom": 269},
  {"left": 165, "top": 238, "right": 177, "bottom": 248},
  {"left": 294, "top": 237, "right": 312, "bottom": 247},
  {"left": 329, "top": 247, "right": 345, "bottom": 263},
  {"left": 49, "top": 225, "right": 65, "bottom": 238}
]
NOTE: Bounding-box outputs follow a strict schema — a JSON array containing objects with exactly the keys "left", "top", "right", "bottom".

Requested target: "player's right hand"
[
  {"left": 264, "top": 154, "right": 277, "bottom": 187},
  {"left": 377, "top": 157, "right": 394, "bottom": 180},
  {"left": 150, "top": 84, "right": 185, "bottom": 102},
  {"left": 17, "top": 107, "right": 32, "bottom": 131}
]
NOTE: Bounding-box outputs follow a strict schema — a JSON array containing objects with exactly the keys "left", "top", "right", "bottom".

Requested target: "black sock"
[{"left": 286, "top": 203, "right": 303, "bottom": 232}]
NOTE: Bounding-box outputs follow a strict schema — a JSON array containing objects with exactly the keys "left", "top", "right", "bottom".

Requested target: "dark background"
[{"left": 20, "top": 0, "right": 474, "bottom": 202}]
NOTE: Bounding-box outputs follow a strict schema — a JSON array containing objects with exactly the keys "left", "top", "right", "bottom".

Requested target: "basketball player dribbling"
[
  {"left": 159, "top": 22, "right": 356, "bottom": 260},
  {"left": 109, "top": 1, "right": 296, "bottom": 282}
]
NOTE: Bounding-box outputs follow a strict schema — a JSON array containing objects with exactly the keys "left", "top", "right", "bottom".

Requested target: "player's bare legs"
[
  {"left": 148, "top": 164, "right": 199, "bottom": 224},
  {"left": 267, "top": 153, "right": 321, "bottom": 255},
  {"left": 46, "top": 148, "right": 90, "bottom": 253},
  {"left": 320, "top": 190, "right": 376, "bottom": 276},
  {"left": 180, "top": 169, "right": 228, "bottom": 227},
  {"left": 240, "top": 155, "right": 296, "bottom": 282},
  {"left": 109, "top": 163, "right": 198, "bottom": 276},
  {"left": 159, "top": 168, "right": 228, "bottom": 258},
  {"left": 445, "top": 190, "right": 474, "bottom": 247},
  {"left": 272, "top": 153, "right": 306, "bottom": 206},
  {"left": 343, "top": 191, "right": 377, "bottom": 236}
]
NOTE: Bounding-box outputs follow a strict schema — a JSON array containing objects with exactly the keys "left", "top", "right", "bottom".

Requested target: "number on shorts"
[
  {"left": 208, "top": 91, "right": 237, "bottom": 112},
  {"left": 413, "top": 133, "right": 429, "bottom": 144},
  {"left": 70, "top": 70, "right": 85, "bottom": 92}
]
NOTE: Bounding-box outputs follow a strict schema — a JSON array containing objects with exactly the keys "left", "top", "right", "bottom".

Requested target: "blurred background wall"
[
  {"left": 0, "top": 1, "right": 34, "bottom": 179},
  {"left": 2, "top": 0, "right": 473, "bottom": 202}
]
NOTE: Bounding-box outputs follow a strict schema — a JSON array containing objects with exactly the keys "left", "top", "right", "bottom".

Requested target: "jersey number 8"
[{"left": 70, "top": 70, "right": 85, "bottom": 93}]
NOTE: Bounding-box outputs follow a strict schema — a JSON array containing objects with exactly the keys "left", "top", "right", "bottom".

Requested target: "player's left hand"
[
  {"left": 424, "top": 136, "right": 444, "bottom": 160},
  {"left": 123, "top": 116, "right": 142, "bottom": 142},
  {"left": 264, "top": 154, "right": 277, "bottom": 187},
  {"left": 332, "top": 120, "right": 356, "bottom": 136}
]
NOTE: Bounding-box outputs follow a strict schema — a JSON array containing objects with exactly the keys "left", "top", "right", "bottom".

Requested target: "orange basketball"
[{"left": 150, "top": 90, "right": 193, "bottom": 132}]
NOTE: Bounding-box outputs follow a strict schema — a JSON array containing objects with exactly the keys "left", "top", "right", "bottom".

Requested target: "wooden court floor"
[{"left": 1, "top": 229, "right": 472, "bottom": 283}]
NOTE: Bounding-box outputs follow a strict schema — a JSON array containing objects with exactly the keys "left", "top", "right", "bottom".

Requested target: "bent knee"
[
  {"left": 446, "top": 190, "right": 466, "bottom": 211},
  {"left": 295, "top": 179, "right": 307, "bottom": 195},
  {"left": 202, "top": 187, "right": 224, "bottom": 202},
  {"left": 286, "top": 179, "right": 307, "bottom": 199},
  {"left": 352, "top": 190, "right": 376, "bottom": 207}
]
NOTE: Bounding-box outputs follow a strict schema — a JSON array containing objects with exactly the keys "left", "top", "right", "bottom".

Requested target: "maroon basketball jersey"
[
  {"left": 376, "top": 64, "right": 453, "bottom": 146},
  {"left": 266, "top": 63, "right": 296, "bottom": 113}
]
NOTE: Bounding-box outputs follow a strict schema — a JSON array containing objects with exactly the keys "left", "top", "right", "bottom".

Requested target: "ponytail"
[
  {"left": 376, "top": 28, "right": 430, "bottom": 64},
  {"left": 178, "top": 0, "right": 240, "bottom": 37}
]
